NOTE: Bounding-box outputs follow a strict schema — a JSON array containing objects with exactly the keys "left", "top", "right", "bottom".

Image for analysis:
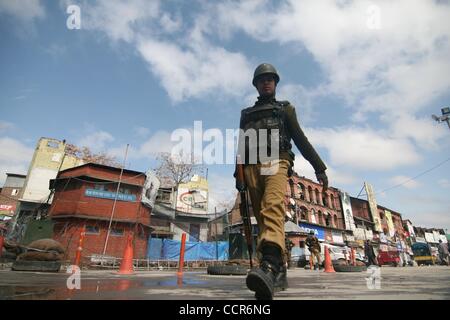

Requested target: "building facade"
[
  {"left": 0, "top": 173, "right": 26, "bottom": 222},
  {"left": 49, "top": 163, "right": 151, "bottom": 260},
  {"left": 8, "top": 137, "right": 84, "bottom": 242}
]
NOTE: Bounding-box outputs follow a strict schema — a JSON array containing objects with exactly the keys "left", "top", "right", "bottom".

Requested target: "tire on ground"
[
  {"left": 207, "top": 265, "right": 248, "bottom": 276},
  {"left": 334, "top": 264, "right": 367, "bottom": 272}
]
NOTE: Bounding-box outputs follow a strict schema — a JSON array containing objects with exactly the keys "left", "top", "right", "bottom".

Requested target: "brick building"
[
  {"left": 48, "top": 163, "right": 151, "bottom": 261},
  {"left": 0, "top": 173, "right": 26, "bottom": 222},
  {"left": 228, "top": 171, "right": 347, "bottom": 248}
]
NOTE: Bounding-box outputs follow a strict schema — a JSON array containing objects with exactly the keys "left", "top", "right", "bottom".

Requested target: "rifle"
[{"left": 235, "top": 155, "right": 253, "bottom": 268}]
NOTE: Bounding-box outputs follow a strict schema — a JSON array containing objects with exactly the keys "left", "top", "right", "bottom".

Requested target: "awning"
[{"left": 285, "top": 221, "right": 305, "bottom": 234}]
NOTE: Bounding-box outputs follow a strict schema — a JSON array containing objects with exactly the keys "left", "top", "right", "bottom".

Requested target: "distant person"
[
  {"left": 438, "top": 240, "right": 449, "bottom": 266},
  {"left": 285, "top": 237, "right": 295, "bottom": 269},
  {"left": 364, "top": 240, "right": 377, "bottom": 266},
  {"left": 306, "top": 231, "right": 321, "bottom": 270}
]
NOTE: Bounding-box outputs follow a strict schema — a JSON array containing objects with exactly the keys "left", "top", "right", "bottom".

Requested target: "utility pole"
[
  {"left": 215, "top": 207, "right": 219, "bottom": 261},
  {"left": 102, "top": 144, "right": 129, "bottom": 257}
]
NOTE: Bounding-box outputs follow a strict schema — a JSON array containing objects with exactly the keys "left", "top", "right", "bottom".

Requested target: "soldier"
[
  {"left": 306, "top": 230, "right": 322, "bottom": 270},
  {"left": 237, "top": 63, "right": 328, "bottom": 299}
]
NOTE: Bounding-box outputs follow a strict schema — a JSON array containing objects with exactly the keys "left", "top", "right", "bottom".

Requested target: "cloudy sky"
[{"left": 1, "top": 0, "right": 449, "bottom": 230}]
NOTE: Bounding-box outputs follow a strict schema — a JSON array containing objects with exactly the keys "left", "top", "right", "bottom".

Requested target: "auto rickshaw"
[{"left": 411, "top": 242, "right": 436, "bottom": 266}]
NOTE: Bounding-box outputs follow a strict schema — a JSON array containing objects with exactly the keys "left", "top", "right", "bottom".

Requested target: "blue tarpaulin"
[{"left": 147, "top": 238, "right": 228, "bottom": 261}]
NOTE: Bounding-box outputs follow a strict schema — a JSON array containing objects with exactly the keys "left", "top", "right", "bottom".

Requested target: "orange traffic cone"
[
  {"left": 323, "top": 245, "right": 335, "bottom": 273},
  {"left": 118, "top": 234, "right": 134, "bottom": 275}
]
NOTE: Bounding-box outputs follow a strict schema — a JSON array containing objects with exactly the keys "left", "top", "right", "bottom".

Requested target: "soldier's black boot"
[
  {"left": 246, "top": 243, "right": 282, "bottom": 300},
  {"left": 274, "top": 264, "right": 288, "bottom": 291}
]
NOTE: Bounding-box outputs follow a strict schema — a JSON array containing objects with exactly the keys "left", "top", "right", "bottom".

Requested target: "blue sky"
[{"left": 1, "top": 0, "right": 449, "bottom": 230}]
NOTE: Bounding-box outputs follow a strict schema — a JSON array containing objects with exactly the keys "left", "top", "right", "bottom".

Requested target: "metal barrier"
[{"left": 84, "top": 255, "right": 224, "bottom": 271}]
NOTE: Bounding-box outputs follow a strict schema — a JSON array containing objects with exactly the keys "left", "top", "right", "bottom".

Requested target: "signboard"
[
  {"left": 176, "top": 175, "right": 208, "bottom": 214},
  {"left": 0, "top": 204, "right": 15, "bottom": 216},
  {"left": 354, "top": 228, "right": 366, "bottom": 240},
  {"left": 344, "top": 234, "right": 355, "bottom": 242},
  {"left": 384, "top": 210, "right": 395, "bottom": 237},
  {"left": 364, "top": 182, "right": 382, "bottom": 232},
  {"left": 433, "top": 231, "right": 441, "bottom": 243},
  {"left": 439, "top": 235, "right": 448, "bottom": 243},
  {"left": 339, "top": 191, "right": 356, "bottom": 231},
  {"left": 424, "top": 232, "right": 436, "bottom": 243},
  {"left": 85, "top": 189, "right": 136, "bottom": 202},
  {"left": 365, "top": 229, "right": 373, "bottom": 240},
  {"left": 415, "top": 237, "right": 427, "bottom": 243},
  {"left": 406, "top": 221, "right": 415, "bottom": 237},
  {"left": 332, "top": 231, "right": 344, "bottom": 244},
  {"left": 299, "top": 223, "right": 325, "bottom": 241},
  {"left": 141, "top": 170, "right": 160, "bottom": 209}
]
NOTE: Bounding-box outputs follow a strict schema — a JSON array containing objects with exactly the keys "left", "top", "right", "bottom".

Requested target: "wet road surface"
[{"left": 0, "top": 265, "right": 449, "bottom": 300}]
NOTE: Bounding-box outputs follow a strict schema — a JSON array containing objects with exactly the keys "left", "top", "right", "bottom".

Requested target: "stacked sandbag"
[{"left": 17, "top": 239, "right": 65, "bottom": 261}]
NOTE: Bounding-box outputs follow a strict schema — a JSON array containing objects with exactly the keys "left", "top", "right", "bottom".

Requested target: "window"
[
  {"left": 86, "top": 226, "right": 100, "bottom": 235},
  {"left": 119, "top": 187, "right": 131, "bottom": 194},
  {"left": 94, "top": 184, "right": 106, "bottom": 191},
  {"left": 11, "top": 189, "right": 19, "bottom": 196},
  {"left": 111, "top": 228, "right": 124, "bottom": 236},
  {"left": 47, "top": 141, "right": 59, "bottom": 148},
  {"left": 325, "top": 215, "right": 330, "bottom": 227},
  {"left": 330, "top": 194, "right": 335, "bottom": 209},
  {"left": 315, "top": 189, "right": 321, "bottom": 205},
  {"left": 157, "top": 189, "right": 171, "bottom": 202}
]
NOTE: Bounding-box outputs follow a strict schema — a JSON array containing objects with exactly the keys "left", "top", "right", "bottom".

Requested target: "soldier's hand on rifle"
[{"left": 315, "top": 171, "right": 328, "bottom": 191}]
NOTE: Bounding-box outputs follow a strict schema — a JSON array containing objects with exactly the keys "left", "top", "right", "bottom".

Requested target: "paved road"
[{"left": 0, "top": 265, "right": 449, "bottom": 300}]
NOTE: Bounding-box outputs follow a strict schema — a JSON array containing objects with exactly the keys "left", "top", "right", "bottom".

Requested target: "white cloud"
[
  {"left": 277, "top": 84, "right": 322, "bottom": 124},
  {"left": 138, "top": 130, "right": 175, "bottom": 158},
  {"left": 206, "top": 0, "right": 450, "bottom": 145},
  {"left": 72, "top": 0, "right": 254, "bottom": 103},
  {"left": 293, "top": 156, "right": 357, "bottom": 187},
  {"left": 207, "top": 173, "right": 236, "bottom": 213},
  {"left": 78, "top": 130, "right": 115, "bottom": 151},
  {"left": 306, "top": 126, "right": 421, "bottom": 170},
  {"left": 137, "top": 37, "right": 252, "bottom": 102},
  {"left": 389, "top": 175, "right": 421, "bottom": 190},
  {"left": 0, "top": 137, "right": 33, "bottom": 184},
  {"left": 0, "top": 0, "right": 45, "bottom": 21}
]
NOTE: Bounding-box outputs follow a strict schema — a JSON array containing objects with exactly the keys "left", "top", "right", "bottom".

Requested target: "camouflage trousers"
[{"left": 244, "top": 159, "right": 290, "bottom": 262}]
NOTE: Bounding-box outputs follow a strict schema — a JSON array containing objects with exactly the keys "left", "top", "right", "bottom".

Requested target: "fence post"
[{"left": 177, "top": 233, "right": 186, "bottom": 276}]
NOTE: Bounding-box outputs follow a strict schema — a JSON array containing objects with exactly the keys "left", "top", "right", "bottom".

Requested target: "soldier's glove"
[{"left": 315, "top": 171, "right": 328, "bottom": 191}]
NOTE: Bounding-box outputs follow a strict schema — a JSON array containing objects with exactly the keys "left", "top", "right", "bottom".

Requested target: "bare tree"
[
  {"left": 155, "top": 151, "right": 204, "bottom": 187},
  {"left": 65, "top": 143, "right": 121, "bottom": 167}
]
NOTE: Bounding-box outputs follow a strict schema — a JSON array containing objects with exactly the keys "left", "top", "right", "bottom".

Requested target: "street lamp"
[{"left": 432, "top": 107, "right": 450, "bottom": 129}]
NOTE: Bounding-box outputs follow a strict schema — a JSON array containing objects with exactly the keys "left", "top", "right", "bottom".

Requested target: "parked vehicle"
[
  {"left": 411, "top": 242, "right": 436, "bottom": 266},
  {"left": 377, "top": 249, "right": 401, "bottom": 267},
  {"left": 295, "top": 243, "right": 365, "bottom": 267}
]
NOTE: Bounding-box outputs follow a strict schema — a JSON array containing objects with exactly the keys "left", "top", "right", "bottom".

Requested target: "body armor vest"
[{"left": 240, "top": 100, "right": 292, "bottom": 163}]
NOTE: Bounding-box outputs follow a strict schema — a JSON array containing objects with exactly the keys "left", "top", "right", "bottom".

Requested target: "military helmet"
[{"left": 252, "top": 63, "right": 280, "bottom": 87}]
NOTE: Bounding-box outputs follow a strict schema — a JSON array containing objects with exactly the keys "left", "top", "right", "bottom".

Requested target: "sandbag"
[
  {"left": 17, "top": 251, "right": 64, "bottom": 261},
  {"left": 26, "top": 239, "right": 65, "bottom": 254},
  {"left": 17, "top": 239, "right": 65, "bottom": 261}
]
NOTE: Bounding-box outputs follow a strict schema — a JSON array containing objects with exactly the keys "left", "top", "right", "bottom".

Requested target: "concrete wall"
[{"left": 21, "top": 138, "right": 83, "bottom": 203}]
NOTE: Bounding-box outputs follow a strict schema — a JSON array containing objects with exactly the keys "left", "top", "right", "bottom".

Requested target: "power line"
[{"left": 376, "top": 156, "right": 450, "bottom": 196}]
